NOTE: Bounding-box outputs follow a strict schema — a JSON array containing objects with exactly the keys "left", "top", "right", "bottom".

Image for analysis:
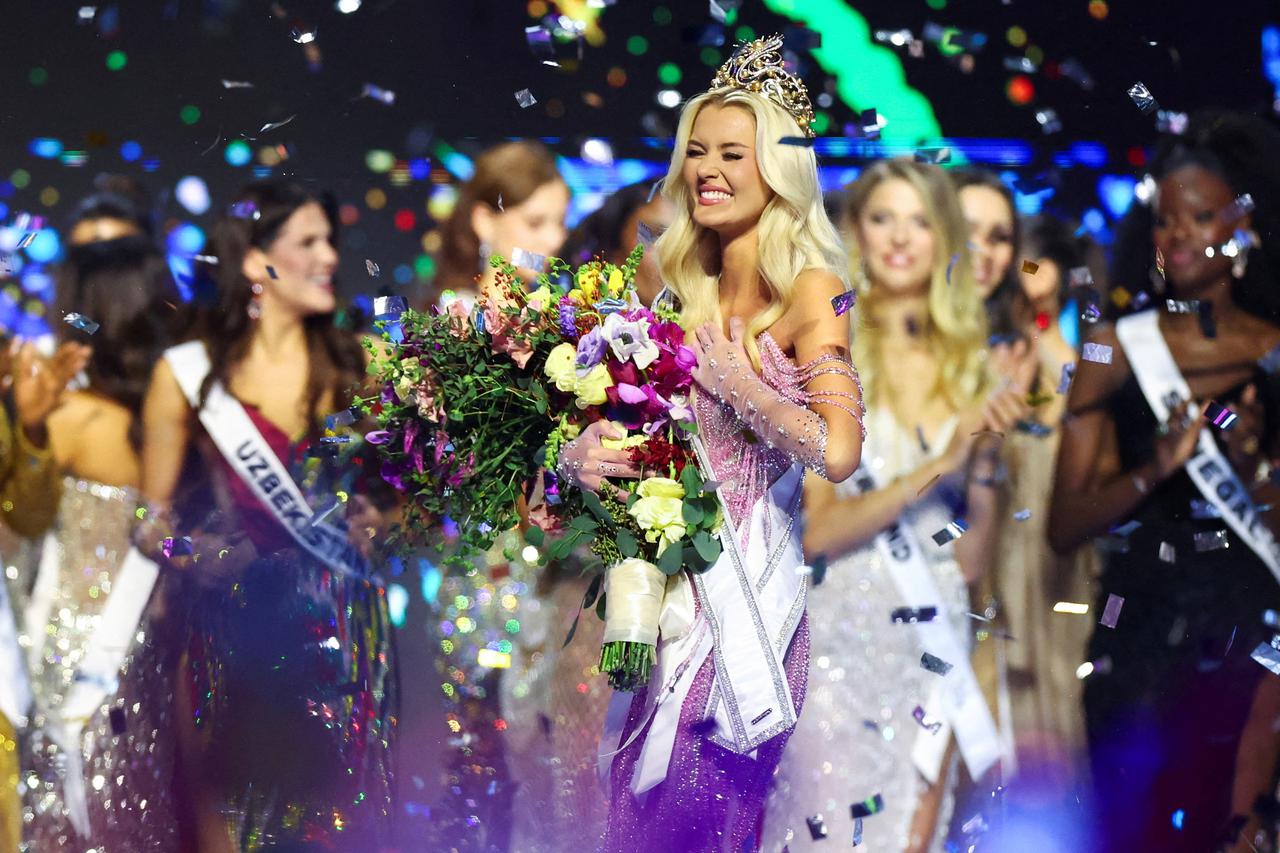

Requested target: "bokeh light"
[
  {"left": 175, "top": 176, "right": 211, "bottom": 215},
  {"left": 105, "top": 50, "right": 127, "bottom": 71},
  {"left": 224, "top": 140, "right": 252, "bottom": 167}
]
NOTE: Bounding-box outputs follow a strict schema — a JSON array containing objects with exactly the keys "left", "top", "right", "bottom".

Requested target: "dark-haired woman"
[
  {"left": 19, "top": 237, "right": 182, "bottom": 851},
  {"left": 562, "top": 180, "right": 674, "bottom": 307},
  {"left": 140, "top": 181, "right": 395, "bottom": 852},
  {"left": 1051, "top": 111, "right": 1280, "bottom": 852}
]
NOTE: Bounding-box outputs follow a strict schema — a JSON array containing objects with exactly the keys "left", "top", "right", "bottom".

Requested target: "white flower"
[{"left": 602, "top": 312, "right": 660, "bottom": 369}]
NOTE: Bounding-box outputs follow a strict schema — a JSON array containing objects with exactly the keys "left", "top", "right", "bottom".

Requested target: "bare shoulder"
[
  {"left": 1069, "top": 321, "right": 1130, "bottom": 412},
  {"left": 773, "top": 269, "right": 848, "bottom": 350}
]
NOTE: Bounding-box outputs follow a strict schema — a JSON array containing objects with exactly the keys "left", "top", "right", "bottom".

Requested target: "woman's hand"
[
  {"left": 691, "top": 317, "right": 751, "bottom": 398},
  {"left": 988, "top": 336, "right": 1039, "bottom": 394},
  {"left": 556, "top": 420, "right": 641, "bottom": 500},
  {"left": 1153, "top": 397, "right": 1205, "bottom": 481},
  {"left": 12, "top": 341, "right": 91, "bottom": 442},
  {"left": 1220, "top": 384, "right": 1269, "bottom": 482},
  {"left": 344, "top": 494, "right": 387, "bottom": 559}
]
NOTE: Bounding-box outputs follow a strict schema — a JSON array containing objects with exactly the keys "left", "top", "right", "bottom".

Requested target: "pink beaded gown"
[{"left": 601, "top": 330, "right": 861, "bottom": 853}]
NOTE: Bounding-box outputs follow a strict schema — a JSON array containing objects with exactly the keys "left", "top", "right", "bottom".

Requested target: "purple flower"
[
  {"left": 575, "top": 327, "right": 608, "bottom": 374},
  {"left": 558, "top": 298, "right": 579, "bottom": 340},
  {"left": 602, "top": 312, "right": 659, "bottom": 369},
  {"left": 365, "top": 430, "right": 393, "bottom": 445},
  {"left": 606, "top": 382, "right": 671, "bottom": 430},
  {"left": 380, "top": 460, "right": 405, "bottom": 491}
]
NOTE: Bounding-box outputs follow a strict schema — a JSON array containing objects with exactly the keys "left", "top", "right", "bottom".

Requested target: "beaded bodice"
[{"left": 695, "top": 331, "right": 864, "bottom": 537}]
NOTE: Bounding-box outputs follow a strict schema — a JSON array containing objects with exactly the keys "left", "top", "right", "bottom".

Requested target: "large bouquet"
[{"left": 361, "top": 248, "right": 722, "bottom": 690}]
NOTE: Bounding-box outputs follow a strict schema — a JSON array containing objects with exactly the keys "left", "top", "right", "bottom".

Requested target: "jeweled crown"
[{"left": 709, "top": 34, "right": 816, "bottom": 137}]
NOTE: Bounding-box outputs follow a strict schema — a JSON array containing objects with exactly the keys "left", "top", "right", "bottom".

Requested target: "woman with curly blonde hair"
[
  {"left": 765, "top": 158, "right": 1027, "bottom": 852},
  {"left": 556, "top": 36, "right": 864, "bottom": 851}
]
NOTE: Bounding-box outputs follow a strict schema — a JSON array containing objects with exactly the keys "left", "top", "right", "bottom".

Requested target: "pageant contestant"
[
  {"left": 1051, "top": 111, "right": 1280, "bottom": 852},
  {"left": 139, "top": 180, "right": 396, "bottom": 851},
  {"left": 766, "top": 160, "right": 1022, "bottom": 851},
  {"left": 19, "top": 239, "right": 183, "bottom": 851},
  {"left": 557, "top": 36, "right": 865, "bottom": 851}
]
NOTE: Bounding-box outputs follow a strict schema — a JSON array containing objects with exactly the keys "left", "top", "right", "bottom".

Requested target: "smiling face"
[
  {"left": 474, "top": 179, "right": 570, "bottom": 280},
  {"left": 681, "top": 102, "right": 774, "bottom": 237},
  {"left": 243, "top": 201, "right": 339, "bottom": 318},
  {"left": 853, "top": 177, "right": 937, "bottom": 296},
  {"left": 1153, "top": 164, "right": 1240, "bottom": 295},
  {"left": 959, "top": 184, "right": 1015, "bottom": 300}
]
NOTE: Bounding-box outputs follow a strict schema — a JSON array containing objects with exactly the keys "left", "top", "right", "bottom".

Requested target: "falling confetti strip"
[
  {"left": 831, "top": 290, "right": 856, "bottom": 317},
  {"left": 1081, "top": 342, "right": 1113, "bottom": 364},
  {"left": 920, "top": 652, "right": 953, "bottom": 676},
  {"left": 890, "top": 606, "right": 937, "bottom": 623},
  {"left": 1100, "top": 594, "right": 1124, "bottom": 628}
]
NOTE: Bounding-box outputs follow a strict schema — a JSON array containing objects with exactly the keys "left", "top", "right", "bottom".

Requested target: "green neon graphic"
[{"left": 761, "top": 0, "right": 942, "bottom": 143}]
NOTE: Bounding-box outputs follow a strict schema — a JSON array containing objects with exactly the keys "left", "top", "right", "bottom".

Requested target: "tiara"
[{"left": 709, "top": 34, "right": 816, "bottom": 138}]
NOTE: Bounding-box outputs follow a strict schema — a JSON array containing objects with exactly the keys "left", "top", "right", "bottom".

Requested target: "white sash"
[
  {"left": 853, "top": 462, "right": 1001, "bottom": 783},
  {"left": 1115, "top": 311, "right": 1280, "bottom": 582},
  {"left": 25, "top": 532, "right": 160, "bottom": 837},
  {"left": 599, "top": 441, "right": 808, "bottom": 795},
  {"left": 0, "top": 564, "right": 31, "bottom": 729},
  {"left": 163, "top": 342, "right": 371, "bottom": 580}
]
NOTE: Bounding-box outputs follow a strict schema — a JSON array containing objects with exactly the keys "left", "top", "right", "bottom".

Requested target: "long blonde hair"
[
  {"left": 845, "top": 158, "right": 988, "bottom": 410},
  {"left": 655, "top": 88, "right": 848, "bottom": 369}
]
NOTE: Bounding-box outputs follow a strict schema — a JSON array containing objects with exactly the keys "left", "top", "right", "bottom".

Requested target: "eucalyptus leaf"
[
  {"left": 583, "top": 491, "right": 615, "bottom": 527},
  {"left": 692, "top": 530, "right": 719, "bottom": 563},
  {"left": 617, "top": 528, "right": 639, "bottom": 558},
  {"left": 524, "top": 525, "right": 545, "bottom": 548},
  {"left": 658, "top": 543, "right": 683, "bottom": 575},
  {"left": 682, "top": 502, "right": 705, "bottom": 526}
]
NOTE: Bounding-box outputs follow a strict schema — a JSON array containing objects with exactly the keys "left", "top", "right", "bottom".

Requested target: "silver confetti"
[
  {"left": 514, "top": 88, "right": 537, "bottom": 108},
  {"left": 1264, "top": 609, "right": 1280, "bottom": 628},
  {"left": 920, "top": 652, "right": 953, "bottom": 675},
  {"left": 1013, "top": 508, "right": 1032, "bottom": 522},
  {"left": 853, "top": 816, "right": 864, "bottom": 846},
  {"left": 1004, "top": 56, "right": 1037, "bottom": 73},
  {"left": 1222, "top": 193, "right": 1256, "bottom": 225},
  {"left": 1251, "top": 640, "right": 1280, "bottom": 676},
  {"left": 1194, "top": 529, "right": 1230, "bottom": 552},
  {"left": 1166, "top": 298, "right": 1200, "bottom": 314},
  {"left": 221, "top": 79, "right": 254, "bottom": 89},
  {"left": 1127, "top": 81, "right": 1159, "bottom": 114},
  {"left": 805, "top": 815, "right": 828, "bottom": 840},
  {"left": 511, "top": 247, "right": 547, "bottom": 271},
  {"left": 361, "top": 83, "right": 396, "bottom": 105},
  {"left": 709, "top": 0, "right": 741, "bottom": 23},
  {"left": 1034, "top": 108, "right": 1062, "bottom": 134},
  {"left": 1057, "top": 363, "right": 1075, "bottom": 394},
  {"left": 63, "top": 312, "right": 100, "bottom": 334},
  {"left": 1069, "top": 266, "right": 1094, "bottom": 287},
  {"left": 1155, "top": 110, "right": 1188, "bottom": 134},
  {"left": 373, "top": 295, "right": 408, "bottom": 321},
  {"left": 258, "top": 114, "right": 297, "bottom": 134},
  {"left": 1190, "top": 499, "right": 1222, "bottom": 520},
  {"left": 1081, "top": 342, "right": 1113, "bottom": 364},
  {"left": 365, "top": 259, "right": 381, "bottom": 277},
  {"left": 1100, "top": 594, "right": 1124, "bottom": 628},
  {"left": 1159, "top": 541, "right": 1176, "bottom": 563},
  {"left": 1112, "top": 520, "right": 1142, "bottom": 537}
]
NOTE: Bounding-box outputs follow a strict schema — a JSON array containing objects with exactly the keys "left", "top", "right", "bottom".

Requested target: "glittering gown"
[
  {"left": 183, "top": 405, "right": 396, "bottom": 851},
  {"left": 603, "top": 332, "right": 833, "bottom": 853},
  {"left": 764, "top": 406, "right": 969, "bottom": 852},
  {"left": 20, "top": 476, "right": 180, "bottom": 852}
]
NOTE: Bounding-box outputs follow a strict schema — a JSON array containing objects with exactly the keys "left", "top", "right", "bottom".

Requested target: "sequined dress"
[
  {"left": 182, "top": 404, "right": 396, "bottom": 851},
  {"left": 764, "top": 406, "right": 968, "bottom": 852},
  {"left": 20, "top": 476, "right": 180, "bottom": 852},
  {"left": 602, "top": 332, "right": 854, "bottom": 853}
]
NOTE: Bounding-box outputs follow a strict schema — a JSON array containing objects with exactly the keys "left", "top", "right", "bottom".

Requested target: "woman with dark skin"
[{"left": 1050, "top": 111, "right": 1280, "bottom": 852}]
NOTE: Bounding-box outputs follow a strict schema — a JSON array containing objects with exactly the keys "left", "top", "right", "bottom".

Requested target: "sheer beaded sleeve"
[{"left": 700, "top": 340, "right": 864, "bottom": 482}]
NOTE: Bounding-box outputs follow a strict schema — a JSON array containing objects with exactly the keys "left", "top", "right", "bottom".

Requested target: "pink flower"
[
  {"left": 528, "top": 501, "right": 563, "bottom": 534},
  {"left": 444, "top": 299, "right": 471, "bottom": 339}
]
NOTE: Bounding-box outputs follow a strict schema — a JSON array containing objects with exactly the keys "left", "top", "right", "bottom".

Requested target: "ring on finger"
[{"left": 1156, "top": 421, "right": 1171, "bottom": 437}]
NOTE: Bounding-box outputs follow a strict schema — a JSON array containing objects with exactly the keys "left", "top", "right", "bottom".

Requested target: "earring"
[
  {"left": 478, "top": 240, "right": 493, "bottom": 272},
  {"left": 248, "top": 281, "right": 264, "bottom": 320}
]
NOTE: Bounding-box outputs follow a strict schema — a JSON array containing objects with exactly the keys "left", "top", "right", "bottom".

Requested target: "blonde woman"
[
  {"left": 557, "top": 36, "right": 864, "bottom": 851},
  {"left": 765, "top": 159, "right": 1028, "bottom": 852}
]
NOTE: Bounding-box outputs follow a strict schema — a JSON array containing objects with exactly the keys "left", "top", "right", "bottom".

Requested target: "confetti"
[
  {"left": 1258, "top": 344, "right": 1280, "bottom": 375},
  {"left": 221, "top": 79, "right": 254, "bottom": 89},
  {"left": 1069, "top": 266, "right": 1094, "bottom": 288},
  {"left": 1034, "top": 108, "right": 1062, "bottom": 134},
  {"left": 290, "top": 26, "right": 317, "bottom": 44},
  {"left": 1021, "top": 260, "right": 1040, "bottom": 275},
  {"left": 646, "top": 179, "right": 664, "bottom": 204},
  {"left": 108, "top": 705, "right": 127, "bottom": 735},
  {"left": 709, "top": 0, "right": 741, "bottom": 23},
  {"left": 373, "top": 295, "right": 408, "bottom": 321},
  {"left": 931, "top": 519, "right": 968, "bottom": 545},
  {"left": 161, "top": 536, "right": 193, "bottom": 558},
  {"left": 365, "top": 259, "right": 381, "bottom": 277},
  {"left": 1159, "top": 541, "right": 1176, "bottom": 563},
  {"left": 16, "top": 233, "right": 36, "bottom": 250},
  {"left": 230, "top": 200, "right": 260, "bottom": 220},
  {"left": 1165, "top": 298, "right": 1200, "bottom": 314},
  {"left": 890, "top": 606, "right": 937, "bottom": 623},
  {"left": 326, "top": 408, "right": 357, "bottom": 430},
  {"left": 1081, "top": 342, "right": 1113, "bottom": 364},
  {"left": 1054, "top": 601, "right": 1090, "bottom": 615},
  {"left": 63, "top": 312, "right": 100, "bottom": 334},
  {"left": 831, "top": 291, "right": 856, "bottom": 317},
  {"left": 1100, "top": 594, "right": 1124, "bottom": 628},
  {"left": 1013, "top": 508, "right": 1032, "bottom": 522},
  {"left": 913, "top": 147, "right": 951, "bottom": 165},
  {"left": 1112, "top": 519, "right": 1142, "bottom": 537},
  {"left": 850, "top": 793, "right": 885, "bottom": 818},
  {"left": 1156, "top": 110, "right": 1189, "bottom": 135},
  {"left": 511, "top": 247, "right": 547, "bottom": 271},
  {"left": 319, "top": 435, "right": 352, "bottom": 445},
  {"left": 1222, "top": 193, "right": 1256, "bottom": 225},
  {"left": 852, "top": 816, "right": 864, "bottom": 845},
  {"left": 912, "top": 705, "right": 943, "bottom": 734},
  {"left": 920, "top": 652, "right": 953, "bottom": 676},
  {"left": 1127, "top": 81, "right": 1159, "bottom": 114},
  {"left": 854, "top": 108, "right": 883, "bottom": 140},
  {"left": 1056, "top": 363, "right": 1076, "bottom": 395},
  {"left": 361, "top": 83, "right": 396, "bottom": 105},
  {"left": 946, "top": 253, "right": 959, "bottom": 284},
  {"left": 1059, "top": 58, "right": 1095, "bottom": 90},
  {"left": 258, "top": 115, "right": 297, "bottom": 134},
  {"left": 77, "top": 6, "right": 96, "bottom": 22},
  {"left": 1194, "top": 530, "right": 1230, "bottom": 552},
  {"left": 1004, "top": 56, "right": 1038, "bottom": 73},
  {"left": 514, "top": 89, "right": 537, "bottom": 109},
  {"left": 524, "top": 25, "right": 554, "bottom": 60},
  {"left": 1265, "top": 610, "right": 1280, "bottom": 628},
  {"left": 1081, "top": 303, "right": 1102, "bottom": 323},
  {"left": 777, "top": 136, "right": 815, "bottom": 147},
  {"left": 266, "top": 265, "right": 278, "bottom": 280},
  {"left": 1203, "top": 401, "right": 1237, "bottom": 430},
  {"left": 805, "top": 815, "right": 828, "bottom": 840},
  {"left": 1171, "top": 808, "right": 1186, "bottom": 830},
  {"left": 309, "top": 495, "right": 342, "bottom": 526}
]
